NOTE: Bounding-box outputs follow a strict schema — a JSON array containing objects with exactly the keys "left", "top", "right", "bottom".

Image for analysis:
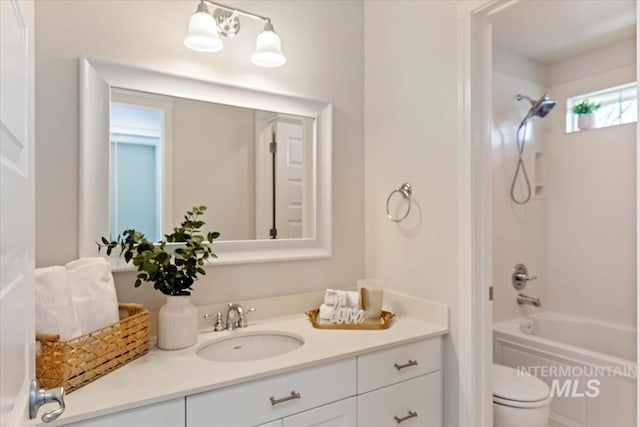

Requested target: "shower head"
[
  {"left": 517, "top": 93, "right": 557, "bottom": 123},
  {"left": 511, "top": 93, "right": 557, "bottom": 205}
]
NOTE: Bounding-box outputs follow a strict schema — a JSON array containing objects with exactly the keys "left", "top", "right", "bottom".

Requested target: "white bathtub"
[{"left": 494, "top": 312, "right": 637, "bottom": 427}]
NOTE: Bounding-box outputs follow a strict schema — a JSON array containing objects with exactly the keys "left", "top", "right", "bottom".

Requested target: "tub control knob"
[{"left": 512, "top": 263, "right": 537, "bottom": 290}]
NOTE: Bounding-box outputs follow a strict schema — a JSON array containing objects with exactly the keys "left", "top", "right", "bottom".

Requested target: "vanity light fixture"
[{"left": 184, "top": 0, "right": 286, "bottom": 68}]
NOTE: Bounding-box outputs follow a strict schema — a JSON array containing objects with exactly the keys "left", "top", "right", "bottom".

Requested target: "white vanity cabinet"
[
  {"left": 282, "top": 397, "right": 356, "bottom": 426},
  {"left": 61, "top": 337, "right": 443, "bottom": 427},
  {"left": 186, "top": 358, "right": 356, "bottom": 426},
  {"left": 255, "top": 398, "right": 356, "bottom": 427},
  {"left": 66, "top": 398, "right": 185, "bottom": 427},
  {"left": 357, "top": 338, "right": 443, "bottom": 426},
  {"left": 256, "top": 421, "right": 283, "bottom": 427}
]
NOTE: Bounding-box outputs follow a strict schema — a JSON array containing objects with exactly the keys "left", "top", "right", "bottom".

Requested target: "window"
[
  {"left": 110, "top": 90, "right": 172, "bottom": 242},
  {"left": 566, "top": 82, "right": 637, "bottom": 133}
]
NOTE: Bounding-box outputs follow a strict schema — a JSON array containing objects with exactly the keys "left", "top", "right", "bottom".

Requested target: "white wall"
[
  {"left": 35, "top": 0, "right": 364, "bottom": 307},
  {"left": 546, "top": 64, "right": 637, "bottom": 327},
  {"left": 491, "top": 68, "right": 548, "bottom": 323},
  {"left": 548, "top": 37, "right": 636, "bottom": 87},
  {"left": 364, "top": 2, "right": 459, "bottom": 425},
  {"left": 171, "top": 98, "right": 256, "bottom": 241}
]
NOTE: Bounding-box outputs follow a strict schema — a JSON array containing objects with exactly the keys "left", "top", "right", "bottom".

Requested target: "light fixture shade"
[
  {"left": 184, "top": 5, "right": 223, "bottom": 53},
  {"left": 251, "top": 24, "right": 286, "bottom": 68}
]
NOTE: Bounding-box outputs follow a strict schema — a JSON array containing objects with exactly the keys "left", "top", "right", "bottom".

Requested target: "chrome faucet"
[
  {"left": 203, "top": 303, "right": 256, "bottom": 332},
  {"left": 225, "top": 303, "right": 256, "bottom": 330},
  {"left": 517, "top": 293, "right": 541, "bottom": 308}
]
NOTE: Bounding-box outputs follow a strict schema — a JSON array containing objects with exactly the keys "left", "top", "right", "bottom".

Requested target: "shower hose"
[{"left": 510, "top": 120, "right": 531, "bottom": 205}]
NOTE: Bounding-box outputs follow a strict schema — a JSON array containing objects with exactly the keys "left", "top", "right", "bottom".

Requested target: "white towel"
[
  {"left": 35, "top": 266, "right": 82, "bottom": 340},
  {"left": 324, "top": 289, "right": 360, "bottom": 308},
  {"left": 318, "top": 304, "right": 335, "bottom": 321},
  {"left": 65, "top": 257, "right": 120, "bottom": 334}
]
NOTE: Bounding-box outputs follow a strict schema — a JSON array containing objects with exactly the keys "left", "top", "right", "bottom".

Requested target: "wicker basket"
[{"left": 36, "top": 303, "right": 149, "bottom": 393}]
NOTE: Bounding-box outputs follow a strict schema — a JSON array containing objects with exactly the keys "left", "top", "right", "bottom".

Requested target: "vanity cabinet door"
[
  {"left": 256, "top": 421, "right": 283, "bottom": 427},
  {"left": 66, "top": 398, "right": 185, "bottom": 427},
  {"left": 282, "top": 397, "right": 356, "bottom": 427},
  {"left": 358, "top": 373, "right": 442, "bottom": 427}
]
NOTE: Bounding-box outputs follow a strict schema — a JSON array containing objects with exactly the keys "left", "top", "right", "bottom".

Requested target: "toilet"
[{"left": 493, "top": 364, "right": 552, "bottom": 427}]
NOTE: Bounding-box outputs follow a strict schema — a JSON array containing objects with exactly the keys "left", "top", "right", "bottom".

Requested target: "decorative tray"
[{"left": 306, "top": 309, "right": 395, "bottom": 330}]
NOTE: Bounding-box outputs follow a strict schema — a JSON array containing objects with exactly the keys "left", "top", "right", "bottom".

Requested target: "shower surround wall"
[
  {"left": 546, "top": 60, "right": 637, "bottom": 328},
  {"left": 492, "top": 39, "right": 637, "bottom": 328},
  {"left": 492, "top": 49, "right": 548, "bottom": 322}
]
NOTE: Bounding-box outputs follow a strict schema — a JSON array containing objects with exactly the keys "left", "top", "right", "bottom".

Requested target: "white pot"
[
  {"left": 578, "top": 113, "right": 595, "bottom": 130},
  {"left": 157, "top": 295, "right": 198, "bottom": 350}
]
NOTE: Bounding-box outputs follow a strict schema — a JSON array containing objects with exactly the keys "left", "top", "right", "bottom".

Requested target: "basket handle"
[
  {"left": 118, "top": 303, "right": 144, "bottom": 312},
  {"left": 35, "top": 332, "right": 60, "bottom": 343}
]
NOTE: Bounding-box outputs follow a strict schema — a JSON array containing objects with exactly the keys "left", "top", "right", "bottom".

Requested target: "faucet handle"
[
  {"left": 204, "top": 312, "right": 227, "bottom": 332},
  {"left": 512, "top": 263, "right": 537, "bottom": 290},
  {"left": 238, "top": 307, "right": 256, "bottom": 328}
]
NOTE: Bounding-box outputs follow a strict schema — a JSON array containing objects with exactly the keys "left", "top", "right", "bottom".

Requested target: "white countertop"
[{"left": 44, "top": 312, "right": 447, "bottom": 425}]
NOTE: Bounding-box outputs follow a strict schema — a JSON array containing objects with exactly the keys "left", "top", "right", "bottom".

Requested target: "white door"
[
  {"left": 274, "top": 116, "right": 305, "bottom": 239},
  {"left": 255, "top": 114, "right": 312, "bottom": 240},
  {"left": 0, "top": 0, "right": 36, "bottom": 425},
  {"left": 282, "top": 398, "right": 357, "bottom": 427}
]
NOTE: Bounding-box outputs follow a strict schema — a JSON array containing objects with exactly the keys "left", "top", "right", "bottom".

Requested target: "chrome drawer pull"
[
  {"left": 394, "top": 411, "right": 418, "bottom": 424},
  {"left": 270, "top": 391, "right": 301, "bottom": 406},
  {"left": 394, "top": 359, "right": 418, "bottom": 370}
]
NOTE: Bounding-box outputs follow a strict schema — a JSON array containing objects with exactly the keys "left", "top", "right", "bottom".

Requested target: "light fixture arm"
[{"left": 201, "top": 0, "right": 271, "bottom": 23}]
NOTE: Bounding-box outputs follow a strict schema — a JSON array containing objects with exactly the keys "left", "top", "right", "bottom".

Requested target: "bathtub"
[{"left": 494, "top": 312, "right": 637, "bottom": 427}]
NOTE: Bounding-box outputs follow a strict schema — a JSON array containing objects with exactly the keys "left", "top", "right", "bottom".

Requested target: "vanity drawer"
[
  {"left": 357, "top": 338, "right": 441, "bottom": 393},
  {"left": 186, "top": 358, "right": 356, "bottom": 427},
  {"left": 358, "top": 372, "right": 442, "bottom": 427},
  {"left": 66, "top": 398, "right": 185, "bottom": 427}
]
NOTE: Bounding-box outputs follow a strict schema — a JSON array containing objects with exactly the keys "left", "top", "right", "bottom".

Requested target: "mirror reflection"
[{"left": 109, "top": 88, "right": 314, "bottom": 242}]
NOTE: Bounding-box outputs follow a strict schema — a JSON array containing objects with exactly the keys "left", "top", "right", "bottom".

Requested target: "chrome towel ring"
[{"left": 386, "top": 183, "right": 412, "bottom": 223}]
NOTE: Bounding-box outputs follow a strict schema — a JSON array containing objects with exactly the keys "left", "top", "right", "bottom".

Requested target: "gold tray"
[{"left": 306, "top": 309, "right": 395, "bottom": 330}]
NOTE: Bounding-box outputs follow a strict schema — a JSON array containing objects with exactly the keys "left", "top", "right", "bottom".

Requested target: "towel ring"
[{"left": 386, "top": 183, "right": 412, "bottom": 223}]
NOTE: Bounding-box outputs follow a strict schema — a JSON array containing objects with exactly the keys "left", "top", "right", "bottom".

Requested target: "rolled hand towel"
[
  {"left": 35, "top": 266, "right": 82, "bottom": 340},
  {"left": 318, "top": 304, "right": 335, "bottom": 321},
  {"left": 65, "top": 257, "right": 120, "bottom": 335}
]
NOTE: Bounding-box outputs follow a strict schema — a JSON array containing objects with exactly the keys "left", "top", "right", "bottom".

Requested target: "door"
[
  {"left": 274, "top": 116, "right": 305, "bottom": 239},
  {"left": 255, "top": 113, "right": 312, "bottom": 240},
  {"left": 0, "top": 0, "right": 36, "bottom": 425},
  {"left": 282, "top": 397, "right": 356, "bottom": 427}
]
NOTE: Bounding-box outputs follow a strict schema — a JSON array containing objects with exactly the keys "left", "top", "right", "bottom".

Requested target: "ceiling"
[{"left": 492, "top": 0, "right": 636, "bottom": 65}]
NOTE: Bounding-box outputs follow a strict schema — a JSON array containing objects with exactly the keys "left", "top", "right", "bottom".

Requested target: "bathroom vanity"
[{"left": 41, "top": 313, "right": 446, "bottom": 427}]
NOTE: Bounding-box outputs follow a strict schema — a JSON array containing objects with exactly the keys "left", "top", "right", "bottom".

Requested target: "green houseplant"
[
  {"left": 571, "top": 100, "right": 601, "bottom": 130},
  {"left": 99, "top": 205, "right": 220, "bottom": 349},
  {"left": 571, "top": 100, "right": 601, "bottom": 115}
]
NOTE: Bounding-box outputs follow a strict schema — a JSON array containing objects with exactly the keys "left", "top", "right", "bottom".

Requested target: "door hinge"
[{"left": 489, "top": 286, "right": 494, "bottom": 301}]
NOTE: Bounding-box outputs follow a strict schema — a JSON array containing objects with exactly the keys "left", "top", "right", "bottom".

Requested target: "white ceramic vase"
[
  {"left": 578, "top": 113, "right": 595, "bottom": 130},
  {"left": 157, "top": 295, "right": 198, "bottom": 350}
]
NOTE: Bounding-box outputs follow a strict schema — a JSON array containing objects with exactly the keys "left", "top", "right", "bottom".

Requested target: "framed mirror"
[{"left": 79, "top": 57, "right": 332, "bottom": 267}]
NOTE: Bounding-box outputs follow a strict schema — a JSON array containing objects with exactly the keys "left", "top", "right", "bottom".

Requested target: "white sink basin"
[{"left": 197, "top": 331, "right": 304, "bottom": 362}]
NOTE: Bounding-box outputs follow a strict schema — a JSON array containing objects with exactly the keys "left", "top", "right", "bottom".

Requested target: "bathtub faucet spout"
[{"left": 517, "top": 293, "right": 541, "bottom": 307}]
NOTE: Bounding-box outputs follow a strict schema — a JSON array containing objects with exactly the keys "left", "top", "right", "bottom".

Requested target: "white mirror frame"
[{"left": 79, "top": 57, "right": 332, "bottom": 268}]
